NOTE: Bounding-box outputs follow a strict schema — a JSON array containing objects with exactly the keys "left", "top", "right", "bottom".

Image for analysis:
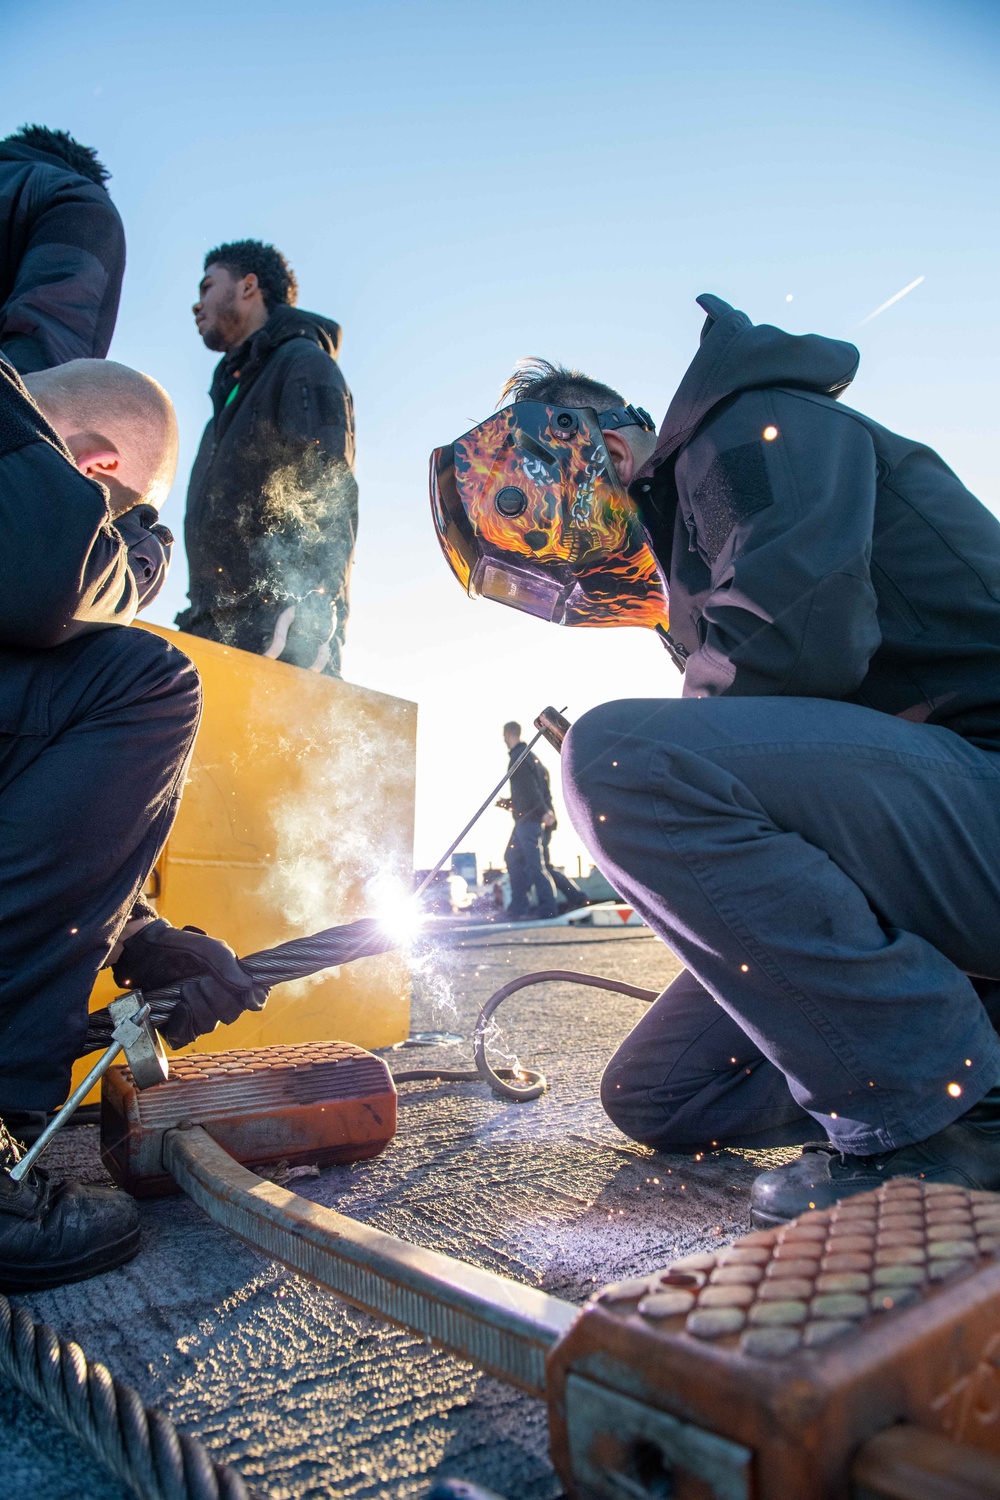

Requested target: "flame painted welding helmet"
[{"left": 429, "top": 401, "right": 669, "bottom": 631}]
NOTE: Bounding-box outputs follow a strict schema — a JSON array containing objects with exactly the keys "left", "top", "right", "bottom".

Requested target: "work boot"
[
  {"left": 751, "top": 1086, "right": 1000, "bottom": 1228},
  {"left": 0, "top": 1120, "right": 140, "bottom": 1292}
]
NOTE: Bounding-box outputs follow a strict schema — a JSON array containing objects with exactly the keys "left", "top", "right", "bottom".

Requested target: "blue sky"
[{"left": 4, "top": 0, "right": 999, "bottom": 871}]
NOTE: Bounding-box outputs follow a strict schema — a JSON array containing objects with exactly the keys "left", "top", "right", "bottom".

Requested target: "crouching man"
[
  {"left": 0, "top": 356, "right": 266, "bottom": 1290},
  {"left": 428, "top": 296, "right": 1000, "bottom": 1227}
]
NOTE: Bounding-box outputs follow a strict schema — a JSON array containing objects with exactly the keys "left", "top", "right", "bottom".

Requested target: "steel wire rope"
[{"left": 0, "top": 1295, "right": 259, "bottom": 1500}]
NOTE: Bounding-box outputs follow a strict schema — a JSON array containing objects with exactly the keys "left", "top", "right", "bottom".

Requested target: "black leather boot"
[
  {"left": 0, "top": 1120, "right": 140, "bottom": 1292},
  {"left": 751, "top": 1086, "right": 1000, "bottom": 1229}
]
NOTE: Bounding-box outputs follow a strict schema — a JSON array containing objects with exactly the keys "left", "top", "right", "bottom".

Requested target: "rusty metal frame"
[{"left": 164, "top": 1125, "right": 576, "bottom": 1398}]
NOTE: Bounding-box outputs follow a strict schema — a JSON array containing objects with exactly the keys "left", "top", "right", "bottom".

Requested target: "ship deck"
[{"left": 3, "top": 926, "right": 795, "bottom": 1500}]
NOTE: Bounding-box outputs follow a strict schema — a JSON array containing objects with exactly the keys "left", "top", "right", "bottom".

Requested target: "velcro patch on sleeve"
[{"left": 691, "top": 441, "right": 773, "bottom": 563}]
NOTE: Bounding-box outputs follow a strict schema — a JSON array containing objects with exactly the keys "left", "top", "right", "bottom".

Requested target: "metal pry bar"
[{"left": 10, "top": 997, "right": 167, "bottom": 1181}]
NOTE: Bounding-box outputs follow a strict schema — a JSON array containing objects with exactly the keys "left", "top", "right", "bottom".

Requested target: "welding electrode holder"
[
  {"left": 533, "top": 705, "right": 571, "bottom": 753},
  {"left": 9, "top": 996, "right": 167, "bottom": 1181}
]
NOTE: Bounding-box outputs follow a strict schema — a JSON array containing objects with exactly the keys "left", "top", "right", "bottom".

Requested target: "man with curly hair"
[
  {"left": 0, "top": 125, "right": 125, "bottom": 372},
  {"left": 178, "top": 239, "right": 357, "bottom": 677}
]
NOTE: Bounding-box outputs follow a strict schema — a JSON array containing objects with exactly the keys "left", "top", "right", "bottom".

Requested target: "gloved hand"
[
  {"left": 111, "top": 918, "right": 268, "bottom": 1049},
  {"left": 114, "top": 505, "right": 174, "bottom": 612}
]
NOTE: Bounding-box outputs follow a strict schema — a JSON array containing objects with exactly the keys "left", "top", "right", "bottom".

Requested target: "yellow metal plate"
[{"left": 73, "top": 625, "right": 416, "bottom": 1101}]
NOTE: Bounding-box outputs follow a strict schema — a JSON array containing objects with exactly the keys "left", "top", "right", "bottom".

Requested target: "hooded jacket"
[
  {"left": 177, "top": 304, "right": 357, "bottom": 675},
  {"left": 0, "top": 356, "right": 170, "bottom": 729},
  {"left": 632, "top": 295, "right": 1000, "bottom": 748},
  {"left": 0, "top": 142, "right": 125, "bottom": 374}
]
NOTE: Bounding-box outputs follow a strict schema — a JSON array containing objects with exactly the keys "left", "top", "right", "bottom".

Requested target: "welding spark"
[
  {"left": 368, "top": 876, "right": 424, "bottom": 945},
  {"left": 857, "top": 275, "right": 925, "bottom": 328}
]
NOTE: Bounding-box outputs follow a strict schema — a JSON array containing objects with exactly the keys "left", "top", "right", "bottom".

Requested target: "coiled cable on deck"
[
  {"left": 0, "top": 1294, "right": 259, "bottom": 1500},
  {"left": 393, "top": 969, "right": 660, "bottom": 1103}
]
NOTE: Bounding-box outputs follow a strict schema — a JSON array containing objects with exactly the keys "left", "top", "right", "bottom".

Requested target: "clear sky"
[{"left": 5, "top": 0, "right": 999, "bottom": 875}]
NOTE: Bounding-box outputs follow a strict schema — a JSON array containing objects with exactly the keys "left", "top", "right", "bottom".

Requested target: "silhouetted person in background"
[
  {"left": 498, "top": 721, "right": 558, "bottom": 921},
  {"left": 178, "top": 239, "right": 357, "bottom": 677},
  {"left": 0, "top": 125, "right": 125, "bottom": 373}
]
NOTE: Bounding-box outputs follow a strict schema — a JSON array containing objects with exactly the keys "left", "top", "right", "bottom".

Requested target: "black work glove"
[
  {"left": 115, "top": 505, "right": 174, "bottom": 612},
  {"left": 111, "top": 918, "right": 269, "bottom": 1049}
]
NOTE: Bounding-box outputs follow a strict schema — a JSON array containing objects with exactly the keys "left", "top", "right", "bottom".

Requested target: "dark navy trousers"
[
  {"left": 0, "top": 627, "right": 201, "bottom": 1110},
  {"left": 562, "top": 696, "right": 1000, "bottom": 1156},
  {"left": 505, "top": 817, "right": 558, "bottom": 920}
]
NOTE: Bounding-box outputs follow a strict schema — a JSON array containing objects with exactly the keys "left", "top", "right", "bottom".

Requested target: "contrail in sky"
[{"left": 857, "top": 275, "right": 925, "bottom": 327}]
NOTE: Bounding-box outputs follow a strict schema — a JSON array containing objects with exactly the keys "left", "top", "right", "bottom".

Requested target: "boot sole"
[{"left": 0, "top": 1223, "right": 140, "bottom": 1293}]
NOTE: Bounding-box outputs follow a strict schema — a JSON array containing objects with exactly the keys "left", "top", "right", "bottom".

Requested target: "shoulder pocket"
[{"left": 692, "top": 441, "right": 774, "bottom": 564}]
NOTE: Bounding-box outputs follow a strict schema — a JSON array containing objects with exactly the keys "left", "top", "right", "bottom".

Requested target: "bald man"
[{"left": 0, "top": 356, "right": 266, "bottom": 1292}]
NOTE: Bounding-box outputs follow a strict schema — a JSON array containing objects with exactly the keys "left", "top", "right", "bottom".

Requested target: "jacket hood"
[
  {"left": 257, "top": 304, "right": 342, "bottom": 359},
  {"left": 644, "top": 294, "right": 859, "bottom": 473},
  {"left": 0, "top": 140, "right": 108, "bottom": 186}
]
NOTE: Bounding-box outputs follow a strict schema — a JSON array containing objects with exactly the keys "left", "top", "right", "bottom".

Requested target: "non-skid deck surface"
[{"left": 1, "top": 928, "right": 796, "bottom": 1499}]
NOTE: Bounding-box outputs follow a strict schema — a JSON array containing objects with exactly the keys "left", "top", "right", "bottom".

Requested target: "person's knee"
[
  {"left": 563, "top": 701, "right": 633, "bottom": 844},
  {"left": 564, "top": 697, "right": 726, "bottom": 855},
  {"left": 81, "top": 626, "right": 201, "bottom": 731},
  {"left": 599, "top": 1051, "right": 640, "bottom": 1137},
  {"left": 600, "top": 1050, "right": 687, "bottom": 1149}
]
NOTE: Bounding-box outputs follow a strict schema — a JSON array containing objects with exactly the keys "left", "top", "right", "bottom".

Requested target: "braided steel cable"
[
  {"left": 0, "top": 1295, "right": 258, "bottom": 1500},
  {"left": 85, "top": 917, "right": 394, "bottom": 1052}
]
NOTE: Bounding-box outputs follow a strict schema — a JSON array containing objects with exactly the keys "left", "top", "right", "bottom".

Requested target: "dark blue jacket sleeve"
[
  {"left": 677, "top": 388, "right": 881, "bottom": 700},
  {"left": 0, "top": 176, "right": 125, "bottom": 373},
  {"left": 0, "top": 357, "right": 137, "bottom": 647}
]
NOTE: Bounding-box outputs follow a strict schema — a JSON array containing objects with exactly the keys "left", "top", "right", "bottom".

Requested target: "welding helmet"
[{"left": 429, "top": 401, "right": 669, "bottom": 631}]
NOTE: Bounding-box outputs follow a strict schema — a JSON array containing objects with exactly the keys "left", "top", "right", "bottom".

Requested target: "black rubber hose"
[
  {"left": 0, "top": 1294, "right": 260, "bottom": 1500},
  {"left": 471, "top": 969, "right": 659, "bottom": 1102},
  {"left": 391, "top": 969, "right": 659, "bottom": 1102}
]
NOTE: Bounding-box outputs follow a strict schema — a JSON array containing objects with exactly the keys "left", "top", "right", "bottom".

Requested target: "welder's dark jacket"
[
  {"left": 509, "top": 743, "right": 550, "bottom": 821},
  {"left": 177, "top": 305, "right": 357, "bottom": 673},
  {"left": 0, "top": 143, "right": 125, "bottom": 374},
  {"left": 0, "top": 356, "right": 171, "bottom": 725},
  {"left": 635, "top": 295, "right": 1000, "bottom": 748}
]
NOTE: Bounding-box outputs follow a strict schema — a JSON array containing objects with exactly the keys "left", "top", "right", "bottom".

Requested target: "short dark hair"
[
  {"left": 498, "top": 357, "right": 623, "bottom": 412},
  {"left": 4, "top": 124, "right": 110, "bottom": 186},
  {"left": 203, "top": 240, "right": 298, "bottom": 312},
  {"left": 503, "top": 721, "right": 522, "bottom": 738}
]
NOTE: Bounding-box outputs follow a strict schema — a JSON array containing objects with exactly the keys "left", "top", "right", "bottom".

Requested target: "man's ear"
[
  {"left": 602, "top": 429, "right": 636, "bottom": 485},
  {"left": 241, "top": 272, "right": 262, "bottom": 304},
  {"left": 75, "top": 447, "right": 121, "bottom": 479}
]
